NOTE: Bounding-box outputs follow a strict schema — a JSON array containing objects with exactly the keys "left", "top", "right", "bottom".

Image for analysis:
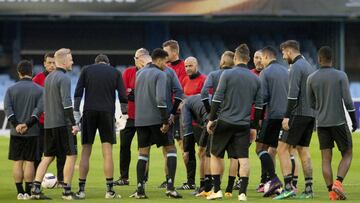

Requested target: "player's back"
[
  {"left": 135, "top": 64, "right": 167, "bottom": 126},
  {"left": 308, "top": 67, "right": 353, "bottom": 127},
  {"left": 260, "top": 61, "right": 289, "bottom": 119},
  {"left": 213, "top": 64, "right": 262, "bottom": 125}
]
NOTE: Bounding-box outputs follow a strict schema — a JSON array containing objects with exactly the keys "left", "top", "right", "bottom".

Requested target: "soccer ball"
[{"left": 41, "top": 173, "right": 57, "bottom": 189}]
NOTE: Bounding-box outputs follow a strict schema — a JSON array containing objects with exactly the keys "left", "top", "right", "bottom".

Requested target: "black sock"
[
  {"left": 15, "top": 182, "right": 24, "bottom": 194},
  {"left": 327, "top": 184, "right": 333, "bottom": 192},
  {"left": 166, "top": 152, "right": 177, "bottom": 191},
  {"left": 258, "top": 151, "right": 276, "bottom": 179},
  {"left": 336, "top": 176, "right": 344, "bottom": 183},
  {"left": 106, "top": 178, "right": 114, "bottom": 192},
  {"left": 292, "top": 176, "right": 298, "bottom": 188},
  {"left": 284, "top": 174, "right": 292, "bottom": 191},
  {"left": 305, "top": 177, "right": 313, "bottom": 193},
  {"left": 32, "top": 181, "right": 41, "bottom": 194},
  {"left": 63, "top": 183, "right": 71, "bottom": 195},
  {"left": 213, "top": 175, "right": 221, "bottom": 193},
  {"left": 79, "top": 179, "right": 86, "bottom": 192},
  {"left": 238, "top": 177, "right": 249, "bottom": 195},
  {"left": 260, "top": 173, "right": 268, "bottom": 184},
  {"left": 204, "top": 175, "right": 212, "bottom": 192},
  {"left": 200, "top": 178, "right": 205, "bottom": 188},
  {"left": 225, "top": 176, "right": 235, "bottom": 193},
  {"left": 166, "top": 175, "right": 169, "bottom": 182},
  {"left": 25, "top": 182, "right": 32, "bottom": 195},
  {"left": 290, "top": 155, "right": 296, "bottom": 176},
  {"left": 137, "top": 155, "right": 148, "bottom": 193}
]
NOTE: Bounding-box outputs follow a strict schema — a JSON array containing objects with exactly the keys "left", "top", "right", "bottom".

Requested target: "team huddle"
[{"left": 4, "top": 40, "right": 357, "bottom": 201}]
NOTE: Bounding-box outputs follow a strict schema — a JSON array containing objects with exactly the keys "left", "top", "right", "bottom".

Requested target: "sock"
[
  {"left": 284, "top": 174, "right": 293, "bottom": 191},
  {"left": 15, "top": 182, "right": 24, "bottom": 194},
  {"left": 166, "top": 152, "right": 177, "bottom": 191},
  {"left": 258, "top": 151, "right": 276, "bottom": 179},
  {"left": 238, "top": 177, "right": 249, "bottom": 195},
  {"left": 327, "top": 184, "right": 333, "bottom": 192},
  {"left": 292, "top": 176, "right": 298, "bottom": 188},
  {"left": 204, "top": 175, "right": 212, "bottom": 192},
  {"left": 25, "top": 182, "right": 32, "bottom": 195},
  {"left": 290, "top": 155, "right": 296, "bottom": 176},
  {"left": 106, "top": 178, "right": 114, "bottom": 192},
  {"left": 137, "top": 155, "right": 148, "bottom": 193},
  {"left": 225, "top": 176, "right": 235, "bottom": 193},
  {"left": 200, "top": 178, "right": 205, "bottom": 188},
  {"left": 166, "top": 175, "right": 169, "bottom": 182},
  {"left": 79, "top": 179, "right": 86, "bottom": 192},
  {"left": 260, "top": 173, "right": 268, "bottom": 184},
  {"left": 305, "top": 177, "right": 313, "bottom": 193},
  {"left": 213, "top": 175, "right": 221, "bottom": 193},
  {"left": 63, "top": 183, "right": 71, "bottom": 195},
  {"left": 336, "top": 176, "right": 344, "bottom": 183},
  {"left": 32, "top": 181, "right": 41, "bottom": 194}
]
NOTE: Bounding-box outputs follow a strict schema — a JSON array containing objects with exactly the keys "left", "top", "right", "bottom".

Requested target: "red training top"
[
  {"left": 32, "top": 71, "right": 48, "bottom": 124},
  {"left": 168, "top": 59, "right": 187, "bottom": 85},
  {"left": 181, "top": 73, "right": 207, "bottom": 96},
  {"left": 122, "top": 66, "right": 137, "bottom": 120}
]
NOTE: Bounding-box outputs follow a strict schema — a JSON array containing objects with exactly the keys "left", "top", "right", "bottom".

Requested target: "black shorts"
[
  {"left": 183, "top": 125, "right": 208, "bottom": 153},
  {"left": 211, "top": 120, "right": 250, "bottom": 159},
  {"left": 44, "top": 126, "right": 77, "bottom": 157},
  {"left": 281, "top": 116, "right": 314, "bottom": 147},
  {"left": 8, "top": 136, "right": 38, "bottom": 161},
  {"left": 256, "top": 119, "right": 282, "bottom": 148},
  {"left": 81, "top": 110, "right": 116, "bottom": 144},
  {"left": 317, "top": 124, "right": 352, "bottom": 152},
  {"left": 136, "top": 125, "right": 172, "bottom": 148}
]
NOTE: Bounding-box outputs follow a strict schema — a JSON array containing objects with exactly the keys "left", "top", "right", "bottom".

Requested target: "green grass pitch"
[{"left": 0, "top": 132, "right": 359, "bottom": 202}]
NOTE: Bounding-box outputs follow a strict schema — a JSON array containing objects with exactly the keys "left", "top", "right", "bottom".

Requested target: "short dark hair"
[
  {"left": 44, "top": 53, "right": 54, "bottom": 62},
  {"left": 235, "top": 43, "right": 250, "bottom": 62},
  {"left": 261, "top": 46, "right": 277, "bottom": 58},
  {"left": 95, "top": 54, "right": 110, "bottom": 64},
  {"left": 151, "top": 48, "right": 169, "bottom": 61},
  {"left": 17, "top": 60, "right": 33, "bottom": 76},
  {"left": 162, "top": 40, "right": 179, "bottom": 53},
  {"left": 280, "top": 40, "right": 300, "bottom": 51},
  {"left": 318, "top": 46, "right": 333, "bottom": 64}
]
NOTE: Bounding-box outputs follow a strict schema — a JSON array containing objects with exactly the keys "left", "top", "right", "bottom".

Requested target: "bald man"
[
  {"left": 177, "top": 56, "right": 207, "bottom": 191},
  {"left": 31, "top": 48, "right": 79, "bottom": 200}
]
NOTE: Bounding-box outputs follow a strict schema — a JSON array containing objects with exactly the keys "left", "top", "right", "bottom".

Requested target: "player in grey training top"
[
  {"left": 307, "top": 46, "right": 357, "bottom": 200},
  {"left": 256, "top": 46, "right": 288, "bottom": 197},
  {"left": 5, "top": 60, "right": 43, "bottom": 200},
  {"left": 31, "top": 48, "right": 79, "bottom": 200},
  {"left": 275, "top": 40, "right": 317, "bottom": 199},
  {"left": 206, "top": 44, "right": 262, "bottom": 201},
  {"left": 134, "top": 48, "right": 182, "bottom": 199},
  {"left": 200, "top": 51, "right": 234, "bottom": 113}
]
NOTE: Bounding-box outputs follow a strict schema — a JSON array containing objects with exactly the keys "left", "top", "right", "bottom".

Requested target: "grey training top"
[
  {"left": 181, "top": 94, "right": 207, "bottom": 136},
  {"left": 135, "top": 64, "right": 167, "bottom": 127},
  {"left": 288, "top": 56, "right": 316, "bottom": 117},
  {"left": 306, "top": 67, "right": 355, "bottom": 127},
  {"left": 260, "top": 61, "right": 289, "bottom": 119},
  {"left": 212, "top": 64, "right": 263, "bottom": 126},
  {"left": 4, "top": 78, "right": 43, "bottom": 136},
  {"left": 164, "top": 67, "right": 184, "bottom": 114},
  {"left": 200, "top": 68, "right": 227, "bottom": 101},
  {"left": 44, "top": 68, "right": 73, "bottom": 129}
]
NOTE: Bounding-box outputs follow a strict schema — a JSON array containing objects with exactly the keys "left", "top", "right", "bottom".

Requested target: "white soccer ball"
[{"left": 42, "top": 173, "right": 57, "bottom": 189}]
